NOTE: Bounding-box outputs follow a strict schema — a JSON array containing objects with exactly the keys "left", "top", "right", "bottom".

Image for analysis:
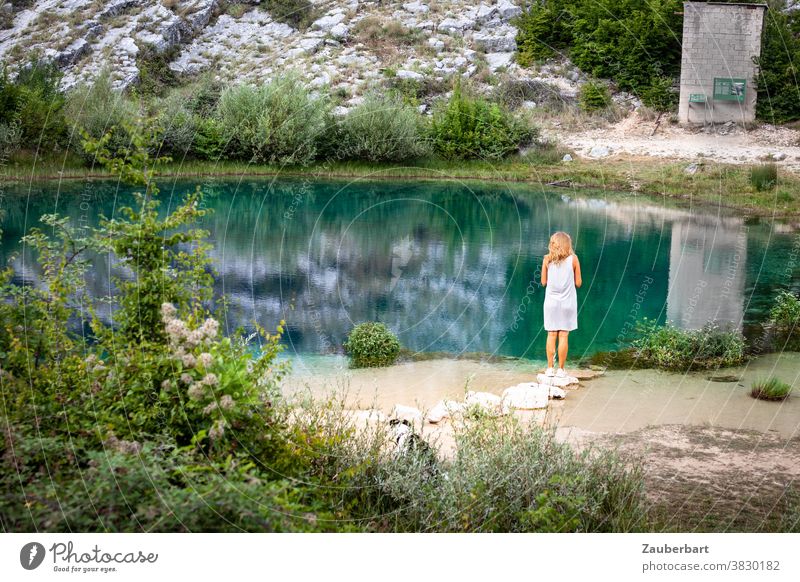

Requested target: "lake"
[{"left": 1, "top": 177, "right": 798, "bottom": 363}]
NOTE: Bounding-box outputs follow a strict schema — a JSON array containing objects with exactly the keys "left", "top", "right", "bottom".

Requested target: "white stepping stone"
[
  {"left": 502, "top": 383, "right": 549, "bottom": 411},
  {"left": 390, "top": 404, "right": 424, "bottom": 426},
  {"left": 427, "top": 400, "right": 466, "bottom": 424},
  {"left": 537, "top": 373, "right": 580, "bottom": 387},
  {"left": 465, "top": 391, "right": 505, "bottom": 415}
]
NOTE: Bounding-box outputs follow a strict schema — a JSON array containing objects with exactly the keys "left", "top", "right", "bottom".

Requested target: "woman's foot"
[
  {"left": 555, "top": 368, "right": 566, "bottom": 378},
  {"left": 545, "top": 367, "right": 555, "bottom": 377}
]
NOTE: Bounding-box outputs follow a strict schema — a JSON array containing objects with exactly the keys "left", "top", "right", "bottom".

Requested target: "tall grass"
[
  {"left": 750, "top": 163, "right": 778, "bottom": 191},
  {"left": 750, "top": 377, "right": 793, "bottom": 401},
  {"left": 294, "top": 397, "right": 649, "bottom": 532}
]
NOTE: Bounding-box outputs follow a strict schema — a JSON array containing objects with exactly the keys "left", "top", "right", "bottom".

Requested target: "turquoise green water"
[{"left": 1, "top": 178, "right": 798, "bottom": 361}]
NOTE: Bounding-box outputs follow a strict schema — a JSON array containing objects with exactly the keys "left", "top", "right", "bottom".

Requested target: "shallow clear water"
[{"left": 1, "top": 177, "right": 798, "bottom": 361}]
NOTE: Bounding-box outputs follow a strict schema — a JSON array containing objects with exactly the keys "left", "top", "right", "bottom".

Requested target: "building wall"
[{"left": 678, "top": 2, "right": 766, "bottom": 125}]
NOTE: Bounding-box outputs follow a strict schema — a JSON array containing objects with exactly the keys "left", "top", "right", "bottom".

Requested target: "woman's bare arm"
[
  {"left": 541, "top": 256, "right": 549, "bottom": 286},
  {"left": 573, "top": 255, "right": 582, "bottom": 288}
]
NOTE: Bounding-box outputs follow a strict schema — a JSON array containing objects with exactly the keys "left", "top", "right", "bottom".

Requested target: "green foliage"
[
  {"left": 750, "top": 377, "right": 793, "bottom": 401},
  {"left": 262, "top": 0, "right": 315, "bottom": 29},
  {"left": 343, "top": 322, "right": 401, "bottom": 368},
  {"left": 516, "top": 0, "right": 682, "bottom": 106},
  {"left": 755, "top": 1, "right": 800, "bottom": 123},
  {"left": 631, "top": 319, "right": 746, "bottom": 371},
  {"left": 336, "top": 93, "right": 431, "bottom": 162},
  {"left": 639, "top": 75, "right": 678, "bottom": 112},
  {"left": 317, "top": 412, "right": 648, "bottom": 532},
  {"left": 492, "top": 79, "right": 567, "bottom": 111},
  {"left": 216, "top": 76, "right": 329, "bottom": 164},
  {"left": 0, "top": 60, "right": 68, "bottom": 153},
  {"left": 768, "top": 290, "right": 800, "bottom": 350},
  {"left": 750, "top": 163, "right": 778, "bottom": 191},
  {"left": 135, "top": 45, "right": 180, "bottom": 97},
  {"left": 578, "top": 80, "right": 611, "bottom": 112},
  {"left": 430, "top": 85, "right": 537, "bottom": 160},
  {"left": 63, "top": 71, "right": 139, "bottom": 160}
]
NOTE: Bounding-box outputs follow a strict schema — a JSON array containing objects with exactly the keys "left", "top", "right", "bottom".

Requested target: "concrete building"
[{"left": 678, "top": 2, "right": 767, "bottom": 125}]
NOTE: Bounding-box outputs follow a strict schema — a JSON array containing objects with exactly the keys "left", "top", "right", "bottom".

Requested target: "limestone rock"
[
  {"left": 562, "top": 154, "right": 573, "bottom": 162},
  {"left": 402, "top": 1, "right": 429, "bottom": 14},
  {"left": 496, "top": 0, "right": 522, "bottom": 21},
  {"left": 312, "top": 12, "right": 345, "bottom": 33},
  {"left": 588, "top": 145, "right": 611, "bottom": 158},
  {"left": 427, "top": 400, "right": 465, "bottom": 424},
  {"left": 391, "top": 404, "right": 424, "bottom": 425},
  {"left": 396, "top": 69, "right": 424, "bottom": 80},
  {"left": 465, "top": 391, "right": 504, "bottom": 414},
  {"left": 536, "top": 373, "right": 580, "bottom": 388},
  {"left": 485, "top": 51, "right": 513, "bottom": 71}
]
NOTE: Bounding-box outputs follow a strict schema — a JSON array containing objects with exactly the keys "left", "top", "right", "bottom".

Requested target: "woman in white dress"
[{"left": 541, "top": 232, "right": 582, "bottom": 378}]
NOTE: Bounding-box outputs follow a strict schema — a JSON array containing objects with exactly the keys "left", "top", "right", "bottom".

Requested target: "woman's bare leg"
[
  {"left": 546, "top": 331, "right": 557, "bottom": 368},
  {"left": 557, "top": 331, "right": 569, "bottom": 369}
]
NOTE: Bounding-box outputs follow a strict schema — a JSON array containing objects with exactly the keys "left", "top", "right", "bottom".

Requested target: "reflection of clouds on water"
[{"left": 2, "top": 180, "right": 797, "bottom": 357}]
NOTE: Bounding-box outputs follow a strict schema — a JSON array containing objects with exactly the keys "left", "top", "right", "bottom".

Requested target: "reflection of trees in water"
[{"left": 2, "top": 179, "right": 796, "bottom": 356}]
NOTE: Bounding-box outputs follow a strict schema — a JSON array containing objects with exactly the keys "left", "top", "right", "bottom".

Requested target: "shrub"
[
  {"left": 750, "top": 377, "right": 793, "bottom": 401},
  {"left": 336, "top": 94, "right": 430, "bottom": 162},
  {"left": 0, "top": 60, "right": 68, "bottom": 153},
  {"left": 63, "top": 71, "right": 139, "bottom": 160},
  {"left": 755, "top": 1, "right": 800, "bottom": 123},
  {"left": 578, "top": 80, "right": 611, "bottom": 112},
  {"left": 750, "top": 163, "right": 778, "bottom": 191},
  {"left": 135, "top": 45, "right": 180, "bottom": 97},
  {"left": 639, "top": 75, "right": 678, "bottom": 112},
  {"left": 492, "top": 79, "right": 567, "bottom": 111},
  {"left": 515, "top": 0, "right": 682, "bottom": 100},
  {"left": 262, "top": 0, "right": 315, "bottom": 29},
  {"left": 631, "top": 319, "right": 746, "bottom": 371},
  {"left": 768, "top": 290, "right": 800, "bottom": 350},
  {"left": 152, "top": 90, "right": 198, "bottom": 157},
  {"left": 343, "top": 322, "right": 401, "bottom": 368},
  {"left": 430, "top": 86, "right": 537, "bottom": 160},
  {"left": 216, "top": 76, "right": 329, "bottom": 164},
  {"left": 314, "top": 409, "right": 648, "bottom": 532}
]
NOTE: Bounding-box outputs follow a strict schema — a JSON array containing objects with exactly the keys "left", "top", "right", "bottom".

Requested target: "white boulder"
[
  {"left": 501, "top": 383, "right": 549, "bottom": 411},
  {"left": 485, "top": 52, "right": 514, "bottom": 71},
  {"left": 496, "top": 0, "right": 522, "bottom": 21},
  {"left": 427, "top": 400, "right": 466, "bottom": 424},
  {"left": 465, "top": 391, "right": 504, "bottom": 414},
  {"left": 396, "top": 69, "right": 424, "bottom": 81},
  {"left": 536, "top": 373, "right": 579, "bottom": 387},
  {"left": 402, "top": 1, "right": 429, "bottom": 14},
  {"left": 391, "top": 404, "right": 424, "bottom": 426},
  {"left": 312, "top": 12, "right": 346, "bottom": 33}
]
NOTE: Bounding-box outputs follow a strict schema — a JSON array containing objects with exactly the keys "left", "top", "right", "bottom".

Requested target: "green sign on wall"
[{"left": 713, "top": 78, "right": 746, "bottom": 102}]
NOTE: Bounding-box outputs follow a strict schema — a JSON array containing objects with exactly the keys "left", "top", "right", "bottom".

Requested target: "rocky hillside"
[{"left": 0, "top": 0, "right": 588, "bottom": 104}]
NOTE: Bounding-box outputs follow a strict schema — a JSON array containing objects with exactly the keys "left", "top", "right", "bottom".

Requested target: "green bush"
[
  {"left": 768, "top": 290, "right": 800, "bottom": 350},
  {"left": 750, "top": 163, "right": 778, "bottom": 191},
  {"left": 639, "top": 75, "right": 678, "bottom": 112},
  {"left": 755, "top": 1, "right": 800, "bottom": 123},
  {"left": 430, "top": 86, "right": 537, "bottom": 160},
  {"left": 343, "top": 322, "right": 401, "bottom": 368},
  {"left": 152, "top": 90, "right": 198, "bottom": 157},
  {"left": 336, "top": 94, "right": 430, "bottom": 162},
  {"left": 312, "top": 409, "right": 648, "bottom": 532},
  {"left": 492, "top": 79, "right": 567, "bottom": 111},
  {"left": 0, "top": 60, "right": 68, "bottom": 153},
  {"left": 63, "top": 71, "right": 139, "bottom": 160},
  {"left": 515, "top": 0, "right": 682, "bottom": 101},
  {"left": 631, "top": 319, "right": 746, "bottom": 371},
  {"left": 135, "top": 45, "right": 180, "bottom": 97},
  {"left": 578, "top": 80, "right": 611, "bottom": 112},
  {"left": 262, "top": 0, "right": 315, "bottom": 29},
  {"left": 216, "top": 76, "right": 329, "bottom": 164},
  {"left": 750, "top": 377, "right": 793, "bottom": 401}
]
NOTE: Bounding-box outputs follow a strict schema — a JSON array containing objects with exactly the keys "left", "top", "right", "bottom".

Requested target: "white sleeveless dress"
[{"left": 544, "top": 255, "right": 578, "bottom": 331}]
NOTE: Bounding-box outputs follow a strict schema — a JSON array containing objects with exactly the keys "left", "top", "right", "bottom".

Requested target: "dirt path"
[{"left": 547, "top": 113, "right": 800, "bottom": 172}]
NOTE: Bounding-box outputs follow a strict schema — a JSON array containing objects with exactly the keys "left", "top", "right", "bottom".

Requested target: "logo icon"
[{"left": 20, "top": 542, "right": 46, "bottom": 570}]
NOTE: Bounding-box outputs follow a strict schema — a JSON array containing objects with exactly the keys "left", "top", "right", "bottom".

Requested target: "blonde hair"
[{"left": 547, "top": 232, "right": 573, "bottom": 264}]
